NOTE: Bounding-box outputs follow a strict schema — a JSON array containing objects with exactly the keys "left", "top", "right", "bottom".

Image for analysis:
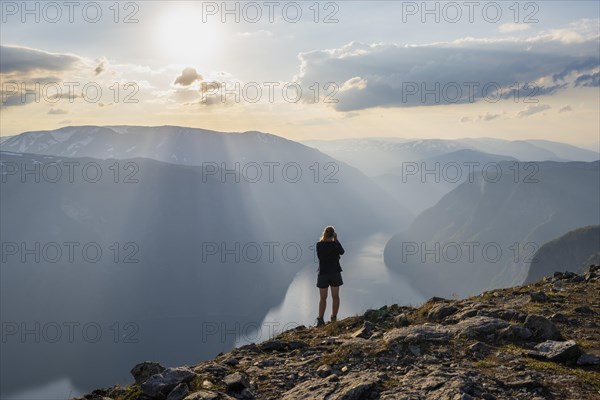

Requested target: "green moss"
[{"left": 117, "top": 385, "right": 142, "bottom": 400}]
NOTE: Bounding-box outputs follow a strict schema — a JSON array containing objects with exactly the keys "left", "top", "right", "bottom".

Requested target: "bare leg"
[
  {"left": 318, "top": 288, "right": 328, "bottom": 319},
  {"left": 331, "top": 286, "right": 340, "bottom": 319}
]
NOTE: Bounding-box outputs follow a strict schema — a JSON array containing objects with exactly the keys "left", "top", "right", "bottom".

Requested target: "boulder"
[
  {"left": 531, "top": 340, "right": 582, "bottom": 363},
  {"left": 223, "top": 372, "right": 250, "bottom": 392},
  {"left": 427, "top": 304, "right": 458, "bottom": 322},
  {"left": 183, "top": 391, "right": 219, "bottom": 400},
  {"left": 577, "top": 354, "right": 600, "bottom": 366},
  {"left": 524, "top": 315, "right": 562, "bottom": 340},
  {"left": 140, "top": 367, "right": 196, "bottom": 398},
  {"left": 454, "top": 316, "right": 509, "bottom": 339},
  {"left": 384, "top": 323, "right": 455, "bottom": 344},
  {"left": 131, "top": 361, "right": 166, "bottom": 385},
  {"left": 166, "top": 383, "right": 190, "bottom": 400}
]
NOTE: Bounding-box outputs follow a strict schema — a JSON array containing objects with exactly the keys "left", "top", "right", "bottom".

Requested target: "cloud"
[
  {"left": 239, "top": 30, "right": 273, "bottom": 37},
  {"left": 460, "top": 112, "right": 503, "bottom": 123},
  {"left": 340, "top": 77, "right": 367, "bottom": 91},
  {"left": 517, "top": 104, "right": 551, "bottom": 118},
  {"left": 0, "top": 45, "right": 82, "bottom": 74},
  {"left": 174, "top": 67, "right": 203, "bottom": 86},
  {"left": 499, "top": 23, "right": 531, "bottom": 33},
  {"left": 574, "top": 72, "right": 600, "bottom": 87},
  {"left": 94, "top": 58, "right": 107, "bottom": 75},
  {"left": 47, "top": 108, "right": 68, "bottom": 115},
  {"left": 558, "top": 105, "right": 572, "bottom": 113},
  {"left": 296, "top": 24, "right": 600, "bottom": 111}
]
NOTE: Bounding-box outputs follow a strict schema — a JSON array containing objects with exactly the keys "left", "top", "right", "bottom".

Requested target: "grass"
[
  {"left": 525, "top": 359, "right": 600, "bottom": 392},
  {"left": 577, "top": 340, "right": 595, "bottom": 349},
  {"left": 502, "top": 343, "right": 524, "bottom": 355},
  {"left": 319, "top": 344, "right": 355, "bottom": 366}
]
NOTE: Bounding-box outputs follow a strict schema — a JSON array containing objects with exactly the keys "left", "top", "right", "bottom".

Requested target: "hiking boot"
[
  {"left": 330, "top": 315, "right": 337, "bottom": 322},
  {"left": 316, "top": 317, "right": 325, "bottom": 327}
]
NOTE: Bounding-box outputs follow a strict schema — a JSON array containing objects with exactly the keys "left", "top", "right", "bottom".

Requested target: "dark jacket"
[{"left": 316, "top": 240, "right": 345, "bottom": 275}]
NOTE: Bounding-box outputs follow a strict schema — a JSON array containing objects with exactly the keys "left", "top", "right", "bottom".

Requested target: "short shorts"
[{"left": 316, "top": 272, "right": 344, "bottom": 288}]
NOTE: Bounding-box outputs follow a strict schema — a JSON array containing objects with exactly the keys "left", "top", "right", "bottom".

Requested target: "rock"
[
  {"left": 340, "top": 366, "right": 349, "bottom": 373},
  {"left": 499, "top": 324, "right": 533, "bottom": 340},
  {"left": 222, "top": 357, "right": 239, "bottom": 366},
  {"left": 529, "top": 291, "right": 550, "bottom": 302},
  {"left": 455, "top": 316, "right": 509, "bottom": 339},
  {"left": 259, "top": 340, "right": 307, "bottom": 352},
  {"left": 351, "top": 321, "right": 375, "bottom": 339},
  {"left": 426, "top": 296, "right": 448, "bottom": 303},
  {"left": 531, "top": 340, "right": 582, "bottom": 363},
  {"left": 193, "top": 362, "right": 230, "bottom": 378},
  {"left": 524, "top": 315, "right": 562, "bottom": 340},
  {"left": 449, "top": 308, "right": 479, "bottom": 322},
  {"left": 468, "top": 342, "right": 491, "bottom": 357},
  {"left": 553, "top": 272, "right": 565, "bottom": 281},
  {"left": 281, "top": 378, "right": 335, "bottom": 399},
  {"left": 364, "top": 306, "right": 390, "bottom": 322},
  {"left": 577, "top": 354, "right": 600, "bottom": 365},
  {"left": 427, "top": 304, "right": 459, "bottom": 322},
  {"left": 223, "top": 372, "right": 250, "bottom": 392},
  {"left": 140, "top": 367, "right": 196, "bottom": 398},
  {"left": 384, "top": 323, "right": 455, "bottom": 344},
  {"left": 166, "top": 383, "right": 190, "bottom": 400},
  {"left": 574, "top": 306, "right": 594, "bottom": 314},
  {"left": 491, "top": 309, "right": 526, "bottom": 323},
  {"left": 183, "top": 391, "right": 219, "bottom": 400},
  {"left": 550, "top": 313, "right": 568, "bottom": 323},
  {"left": 256, "top": 359, "right": 275, "bottom": 367},
  {"left": 408, "top": 344, "right": 422, "bottom": 356},
  {"left": 317, "top": 364, "right": 333, "bottom": 378},
  {"left": 329, "top": 372, "right": 380, "bottom": 400},
  {"left": 394, "top": 313, "right": 410, "bottom": 327},
  {"left": 130, "top": 361, "right": 166, "bottom": 385}
]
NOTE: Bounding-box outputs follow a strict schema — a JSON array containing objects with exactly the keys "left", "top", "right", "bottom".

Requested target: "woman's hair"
[{"left": 320, "top": 225, "right": 336, "bottom": 242}]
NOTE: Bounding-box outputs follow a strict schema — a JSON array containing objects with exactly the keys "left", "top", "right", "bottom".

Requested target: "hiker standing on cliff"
[{"left": 316, "top": 225, "right": 345, "bottom": 326}]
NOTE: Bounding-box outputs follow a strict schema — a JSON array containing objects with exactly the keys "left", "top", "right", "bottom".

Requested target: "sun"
[{"left": 156, "top": 6, "right": 222, "bottom": 64}]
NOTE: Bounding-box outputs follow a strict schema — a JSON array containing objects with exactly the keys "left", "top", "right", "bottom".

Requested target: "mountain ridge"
[{"left": 76, "top": 266, "right": 600, "bottom": 400}]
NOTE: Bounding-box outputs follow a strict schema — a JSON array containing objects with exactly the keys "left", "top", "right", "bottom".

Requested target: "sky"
[{"left": 0, "top": 1, "right": 599, "bottom": 149}]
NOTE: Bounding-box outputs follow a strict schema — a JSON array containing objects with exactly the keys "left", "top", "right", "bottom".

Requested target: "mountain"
[
  {"left": 301, "top": 138, "right": 473, "bottom": 176},
  {"left": 383, "top": 161, "right": 600, "bottom": 298},
  {"left": 523, "top": 140, "right": 599, "bottom": 162},
  {"left": 302, "top": 137, "right": 599, "bottom": 177},
  {"left": 1, "top": 125, "right": 352, "bottom": 168},
  {"left": 0, "top": 135, "right": 14, "bottom": 144},
  {"left": 525, "top": 225, "right": 600, "bottom": 283},
  {"left": 76, "top": 267, "right": 600, "bottom": 400},
  {"left": 0, "top": 130, "right": 411, "bottom": 397},
  {"left": 373, "top": 149, "right": 518, "bottom": 216}
]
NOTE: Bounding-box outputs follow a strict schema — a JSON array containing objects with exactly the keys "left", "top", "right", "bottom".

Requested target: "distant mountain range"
[
  {"left": 302, "top": 137, "right": 599, "bottom": 176},
  {"left": 302, "top": 137, "right": 598, "bottom": 216},
  {"left": 525, "top": 225, "right": 600, "bottom": 283},
  {"left": 384, "top": 161, "right": 600, "bottom": 298}
]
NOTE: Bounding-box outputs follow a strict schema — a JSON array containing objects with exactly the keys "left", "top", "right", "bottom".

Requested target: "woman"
[{"left": 315, "top": 225, "right": 345, "bottom": 326}]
